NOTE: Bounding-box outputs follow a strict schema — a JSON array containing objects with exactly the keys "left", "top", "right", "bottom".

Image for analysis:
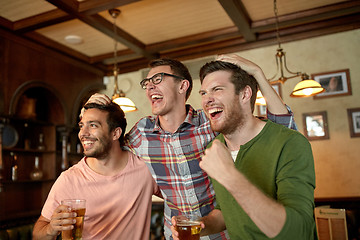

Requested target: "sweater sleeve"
[{"left": 273, "top": 133, "right": 317, "bottom": 240}]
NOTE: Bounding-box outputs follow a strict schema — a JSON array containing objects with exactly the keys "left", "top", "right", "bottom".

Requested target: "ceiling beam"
[
  {"left": 0, "top": 17, "right": 13, "bottom": 30},
  {"left": 47, "top": 0, "right": 156, "bottom": 60},
  {"left": 85, "top": 14, "right": 156, "bottom": 60},
  {"left": 13, "top": 10, "right": 73, "bottom": 33},
  {"left": 89, "top": 27, "right": 241, "bottom": 64},
  {"left": 78, "top": 0, "right": 141, "bottom": 15},
  {"left": 147, "top": 26, "right": 239, "bottom": 53},
  {"left": 252, "top": 1, "right": 360, "bottom": 32},
  {"left": 217, "top": 0, "right": 256, "bottom": 42},
  {"left": 46, "top": 0, "right": 79, "bottom": 13},
  {"left": 115, "top": 16, "right": 360, "bottom": 75},
  {"left": 2, "top": 0, "right": 359, "bottom": 77}
]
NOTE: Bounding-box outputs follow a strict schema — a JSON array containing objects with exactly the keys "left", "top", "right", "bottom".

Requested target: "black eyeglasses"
[{"left": 140, "top": 72, "right": 184, "bottom": 89}]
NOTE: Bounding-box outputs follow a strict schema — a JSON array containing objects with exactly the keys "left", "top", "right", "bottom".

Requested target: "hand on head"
[
  {"left": 80, "top": 93, "right": 111, "bottom": 118},
  {"left": 216, "top": 54, "right": 262, "bottom": 77},
  {"left": 86, "top": 93, "right": 112, "bottom": 105}
]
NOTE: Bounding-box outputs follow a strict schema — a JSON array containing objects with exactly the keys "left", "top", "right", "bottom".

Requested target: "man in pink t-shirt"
[{"left": 33, "top": 103, "right": 160, "bottom": 240}]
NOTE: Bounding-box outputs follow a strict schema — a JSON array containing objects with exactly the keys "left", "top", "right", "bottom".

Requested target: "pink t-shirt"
[{"left": 41, "top": 152, "right": 159, "bottom": 240}]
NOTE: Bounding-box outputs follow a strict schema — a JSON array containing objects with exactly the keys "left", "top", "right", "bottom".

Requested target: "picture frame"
[
  {"left": 312, "top": 69, "right": 351, "bottom": 99},
  {"left": 257, "top": 83, "right": 282, "bottom": 117},
  {"left": 302, "top": 111, "right": 329, "bottom": 141},
  {"left": 347, "top": 108, "right": 360, "bottom": 138}
]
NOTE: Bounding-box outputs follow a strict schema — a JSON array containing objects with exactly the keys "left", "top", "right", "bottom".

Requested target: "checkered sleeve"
[{"left": 267, "top": 105, "right": 298, "bottom": 130}]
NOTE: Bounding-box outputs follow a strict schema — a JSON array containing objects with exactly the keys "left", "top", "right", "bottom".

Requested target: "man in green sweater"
[{"left": 171, "top": 56, "right": 317, "bottom": 239}]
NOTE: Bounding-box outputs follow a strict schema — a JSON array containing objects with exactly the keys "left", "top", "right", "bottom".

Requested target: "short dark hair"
[
  {"left": 199, "top": 61, "right": 258, "bottom": 112},
  {"left": 83, "top": 102, "right": 127, "bottom": 146},
  {"left": 149, "top": 58, "right": 193, "bottom": 100}
]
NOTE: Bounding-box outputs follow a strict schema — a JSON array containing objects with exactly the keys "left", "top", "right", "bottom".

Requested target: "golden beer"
[
  {"left": 61, "top": 199, "right": 86, "bottom": 240},
  {"left": 176, "top": 220, "right": 202, "bottom": 240},
  {"left": 62, "top": 208, "right": 86, "bottom": 240}
]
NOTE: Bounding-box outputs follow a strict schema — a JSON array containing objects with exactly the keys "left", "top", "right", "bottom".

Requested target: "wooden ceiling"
[{"left": 1, "top": 0, "right": 359, "bottom": 75}]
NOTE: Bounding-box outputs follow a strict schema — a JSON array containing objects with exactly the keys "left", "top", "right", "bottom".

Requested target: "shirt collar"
[
  {"left": 184, "top": 104, "right": 199, "bottom": 126},
  {"left": 152, "top": 104, "right": 199, "bottom": 133}
]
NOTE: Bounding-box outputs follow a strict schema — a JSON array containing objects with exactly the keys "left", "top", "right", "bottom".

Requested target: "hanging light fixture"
[
  {"left": 266, "top": 0, "right": 325, "bottom": 98},
  {"left": 255, "top": 91, "right": 266, "bottom": 105},
  {"left": 109, "top": 9, "right": 137, "bottom": 112}
]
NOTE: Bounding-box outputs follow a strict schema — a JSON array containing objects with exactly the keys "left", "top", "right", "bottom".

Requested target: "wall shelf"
[{"left": 0, "top": 106, "right": 57, "bottom": 222}]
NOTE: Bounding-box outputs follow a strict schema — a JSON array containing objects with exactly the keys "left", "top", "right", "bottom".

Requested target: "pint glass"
[
  {"left": 61, "top": 199, "right": 86, "bottom": 240},
  {"left": 175, "top": 214, "right": 202, "bottom": 240}
]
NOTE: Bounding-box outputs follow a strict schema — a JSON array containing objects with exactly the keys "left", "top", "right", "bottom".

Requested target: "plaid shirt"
[{"left": 125, "top": 105, "right": 296, "bottom": 240}]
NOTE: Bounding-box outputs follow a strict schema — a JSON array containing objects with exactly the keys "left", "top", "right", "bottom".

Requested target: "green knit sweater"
[{"left": 211, "top": 120, "right": 317, "bottom": 239}]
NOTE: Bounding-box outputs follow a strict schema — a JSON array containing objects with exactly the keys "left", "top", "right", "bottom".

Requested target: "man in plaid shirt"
[{"left": 88, "top": 54, "right": 296, "bottom": 239}]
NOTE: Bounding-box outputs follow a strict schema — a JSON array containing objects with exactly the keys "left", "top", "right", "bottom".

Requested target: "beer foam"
[{"left": 177, "top": 220, "right": 201, "bottom": 226}]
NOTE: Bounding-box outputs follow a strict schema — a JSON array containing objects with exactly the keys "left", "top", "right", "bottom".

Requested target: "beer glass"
[
  {"left": 61, "top": 199, "right": 86, "bottom": 240},
  {"left": 175, "top": 214, "right": 202, "bottom": 240}
]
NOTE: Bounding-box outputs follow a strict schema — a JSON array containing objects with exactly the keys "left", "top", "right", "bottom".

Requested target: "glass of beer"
[
  {"left": 61, "top": 199, "right": 86, "bottom": 240},
  {"left": 175, "top": 214, "right": 202, "bottom": 240}
]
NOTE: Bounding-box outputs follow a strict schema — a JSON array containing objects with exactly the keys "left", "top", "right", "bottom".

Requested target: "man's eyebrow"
[
  {"left": 88, "top": 120, "right": 101, "bottom": 125},
  {"left": 199, "top": 85, "right": 221, "bottom": 94},
  {"left": 79, "top": 120, "right": 102, "bottom": 125}
]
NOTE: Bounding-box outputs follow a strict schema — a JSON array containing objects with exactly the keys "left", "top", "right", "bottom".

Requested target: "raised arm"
[{"left": 216, "top": 54, "right": 288, "bottom": 115}]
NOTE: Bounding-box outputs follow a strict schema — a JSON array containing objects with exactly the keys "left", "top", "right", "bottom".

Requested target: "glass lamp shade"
[
  {"left": 290, "top": 79, "right": 325, "bottom": 98},
  {"left": 255, "top": 90, "right": 266, "bottom": 105},
  {"left": 112, "top": 95, "right": 137, "bottom": 113}
]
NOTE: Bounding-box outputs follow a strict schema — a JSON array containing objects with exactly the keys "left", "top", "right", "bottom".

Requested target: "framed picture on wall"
[
  {"left": 347, "top": 107, "right": 360, "bottom": 138},
  {"left": 302, "top": 111, "right": 329, "bottom": 141},
  {"left": 312, "top": 69, "right": 352, "bottom": 99},
  {"left": 257, "top": 83, "right": 282, "bottom": 117},
  {"left": 258, "top": 105, "right": 267, "bottom": 116}
]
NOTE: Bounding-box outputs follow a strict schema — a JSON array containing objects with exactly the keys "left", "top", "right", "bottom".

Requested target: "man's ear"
[
  {"left": 113, "top": 127, "right": 122, "bottom": 141},
  {"left": 239, "top": 85, "right": 253, "bottom": 103},
  {"left": 179, "top": 79, "right": 190, "bottom": 95}
]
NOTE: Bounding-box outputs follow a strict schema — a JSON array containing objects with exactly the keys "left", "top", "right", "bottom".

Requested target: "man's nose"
[
  {"left": 146, "top": 81, "right": 156, "bottom": 90},
  {"left": 79, "top": 126, "right": 89, "bottom": 137},
  {"left": 202, "top": 93, "right": 214, "bottom": 106}
]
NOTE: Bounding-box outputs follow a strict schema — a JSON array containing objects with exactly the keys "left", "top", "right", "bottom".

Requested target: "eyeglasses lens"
[{"left": 141, "top": 73, "right": 163, "bottom": 89}]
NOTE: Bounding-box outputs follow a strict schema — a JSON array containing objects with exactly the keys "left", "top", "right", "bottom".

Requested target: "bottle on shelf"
[
  {"left": 37, "top": 133, "right": 46, "bottom": 151},
  {"left": 30, "top": 156, "right": 43, "bottom": 180},
  {"left": 67, "top": 142, "right": 71, "bottom": 153},
  {"left": 24, "top": 123, "right": 31, "bottom": 150},
  {"left": 10, "top": 152, "right": 18, "bottom": 181}
]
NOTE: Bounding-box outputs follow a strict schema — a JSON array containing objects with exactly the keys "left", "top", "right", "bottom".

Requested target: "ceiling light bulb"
[
  {"left": 64, "top": 35, "right": 83, "bottom": 45},
  {"left": 302, "top": 88, "right": 314, "bottom": 96}
]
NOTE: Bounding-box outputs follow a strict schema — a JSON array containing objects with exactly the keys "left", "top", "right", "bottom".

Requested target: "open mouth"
[
  {"left": 208, "top": 107, "right": 223, "bottom": 118},
  {"left": 82, "top": 139, "right": 96, "bottom": 150},
  {"left": 151, "top": 94, "right": 163, "bottom": 103}
]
